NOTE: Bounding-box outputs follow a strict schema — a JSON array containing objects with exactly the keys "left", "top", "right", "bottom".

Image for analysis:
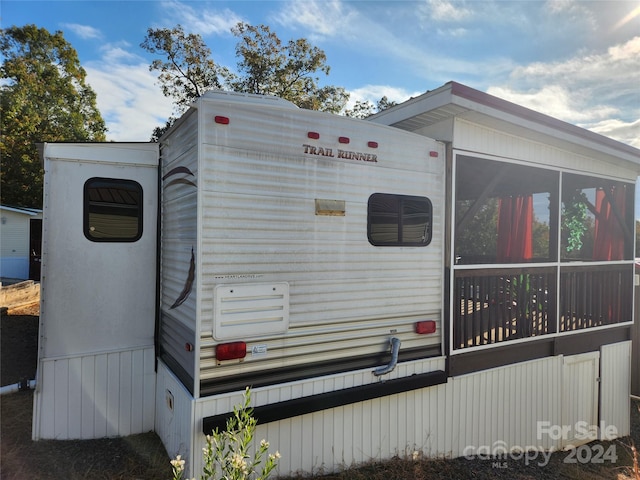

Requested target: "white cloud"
[
  {"left": 158, "top": 0, "right": 243, "bottom": 36},
  {"left": 345, "top": 85, "right": 422, "bottom": 110},
  {"left": 85, "top": 47, "right": 174, "bottom": 141},
  {"left": 425, "top": 0, "right": 473, "bottom": 22},
  {"left": 487, "top": 85, "right": 618, "bottom": 124},
  {"left": 585, "top": 118, "right": 640, "bottom": 149},
  {"left": 488, "top": 36, "right": 640, "bottom": 147},
  {"left": 61, "top": 23, "right": 102, "bottom": 40},
  {"left": 273, "top": 0, "right": 357, "bottom": 39}
]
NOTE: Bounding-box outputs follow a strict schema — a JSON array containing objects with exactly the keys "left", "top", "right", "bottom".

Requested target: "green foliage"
[
  {"left": 343, "top": 96, "right": 398, "bottom": 119},
  {"left": 455, "top": 198, "right": 499, "bottom": 259},
  {"left": 172, "top": 388, "right": 280, "bottom": 480},
  {"left": 141, "top": 25, "right": 231, "bottom": 114},
  {"left": 230, "top": 23, "right": 347, "bottom": 113},
  {"left": 1, "top": 24, "right": 106, "bottom": 207},
  {"left": 142, "top": 22, "right": 348, "bottom": 128},
  {"left": 562, "top": 190, "right": 589, "bottom": 253}
]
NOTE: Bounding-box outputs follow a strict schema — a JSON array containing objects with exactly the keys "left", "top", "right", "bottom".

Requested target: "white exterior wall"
[
  {"left": 453, "top": 118, "right": 638, "bottom": 181},
  {"left": 34, "top": 347, "right": 155, "bottom": 439},
  {"left": 192, "top": 96, "right": 445, "bottom": 385},
  {"left": 0, "top": 208, "right": 38, "bottom": 279},
  {"left": 164, "top": 348, "right": 628, "bottom": 478},
  {"left": 33, "top": 143, "right": 159, "bottom": 440},
  {"left": 159, "top": 110, "right": 200, "bottom": 392},
  {"left": 600, "top": 341, "right": 631, "bottom": 440},
  {"left": 156, "top": 360, "right": 195, "bottom": 464}
]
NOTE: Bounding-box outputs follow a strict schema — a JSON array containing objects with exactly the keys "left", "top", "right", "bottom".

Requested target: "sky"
[{"left": 2, "top": 0, "right": 639, "bottom": 148}]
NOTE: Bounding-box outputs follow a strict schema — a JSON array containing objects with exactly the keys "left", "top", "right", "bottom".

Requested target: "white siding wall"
[
  {"left": 454, "top": 118, "right": 638, "bottom": 181},
  {"left": 155, "top": 360, "right": 195, "bottom": 463},
  {"left": 180, "top": 352, "right": 624, "bottom": 477},
  {"left": 0, "top": 210, "right": 31, "bottom": 278},
  {"left": 174, "top": 346, "right": 628, "bottom": 477},
  {"left": 33, "top": 347, "right": 155, "bottom": 439},
  {"left": 600, "top": 341, "right": 631, "bottom": 439},
  {"left": 560, "top": 352, "right": 599, "bottom": 448}
]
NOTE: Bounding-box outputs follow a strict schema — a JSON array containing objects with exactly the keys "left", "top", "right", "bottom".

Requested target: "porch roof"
[{"left": 369, "top": 81, "right": 640, "bottom": 169}]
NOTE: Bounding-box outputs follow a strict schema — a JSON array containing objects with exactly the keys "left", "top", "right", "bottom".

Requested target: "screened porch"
[{"left": 452, "top": 155, "right": 635, "bottom": 350}]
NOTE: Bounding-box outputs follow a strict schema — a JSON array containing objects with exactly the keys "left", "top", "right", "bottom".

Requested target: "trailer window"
[
  {"left": 84, "top": 178, "right": 143, "bottom": 242},
  {"left": 368, "top": 193, "right": 432, "bottom": 246}
]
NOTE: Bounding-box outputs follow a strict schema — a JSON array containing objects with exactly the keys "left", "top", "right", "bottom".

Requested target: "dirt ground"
[{"left": 2, "top": 305, "right": 640, "bottom": 479}]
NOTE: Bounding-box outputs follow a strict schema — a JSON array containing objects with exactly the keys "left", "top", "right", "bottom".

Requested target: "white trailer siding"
[
  {"left": 160, "top": 109, "right": 200, "bottom": 392},
  {"left": 159, "top": 93, "right": 445, "bottom": 393}
]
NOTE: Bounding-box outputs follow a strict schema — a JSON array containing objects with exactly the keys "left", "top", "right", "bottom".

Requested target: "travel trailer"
[{"left": 33, "top": 82, "right": 640, "bottom": 476}]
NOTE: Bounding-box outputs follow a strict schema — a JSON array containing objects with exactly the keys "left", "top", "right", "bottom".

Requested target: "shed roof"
[
  {"left": 369, "top": 81, "right": 640, "bottom": 168},
  {"left": 0, "top": 205, "right": 42, "bottom": 216}
]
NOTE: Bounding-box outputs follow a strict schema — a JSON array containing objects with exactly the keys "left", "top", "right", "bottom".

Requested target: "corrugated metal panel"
[
  {"left": 191, "top": 355, "right": 565, "bottom": 476},
  {"left": 33, "top": 347, "right": 155, "bottom": 440},
  {"left": 600, "top": 341, "right": 631, "bottom": 439},
  {"left": 561, "top": 352, "right": 599, "bottom": 448}
]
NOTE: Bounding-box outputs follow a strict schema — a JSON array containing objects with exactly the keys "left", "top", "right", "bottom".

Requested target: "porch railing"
[
  {"left": 453, "top": 264, "right": 632, "bottom": 350},
  {"left": 559, "top": 264, "right": 633, "bottom": 332}
]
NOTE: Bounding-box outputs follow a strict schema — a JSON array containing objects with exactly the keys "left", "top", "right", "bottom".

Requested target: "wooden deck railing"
[
  {"left": 559, "top": 264, "right": 633, "bottom": 332},
  {"left": 453, "top": 264, "right": 632, "bottom": 350}
]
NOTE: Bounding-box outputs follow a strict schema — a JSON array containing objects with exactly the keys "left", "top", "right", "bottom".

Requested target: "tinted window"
[
  {"left": 84, "top": 178, "right": 143, "bottom": 242},
  {"left": 368, "top": 193, "right": 432, "bottom": 246}
]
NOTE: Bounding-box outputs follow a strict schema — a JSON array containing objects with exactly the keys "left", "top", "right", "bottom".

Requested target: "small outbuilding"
[{"left": 0, "top": 205, "right": 42, "bottom": 281}]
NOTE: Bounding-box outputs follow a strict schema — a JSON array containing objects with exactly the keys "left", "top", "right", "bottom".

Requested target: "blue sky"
[{"left": 2, "top": 0, "right": 639, "bottom": 147}]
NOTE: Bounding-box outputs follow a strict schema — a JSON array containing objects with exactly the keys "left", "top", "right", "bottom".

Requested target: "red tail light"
[
  {"left": 216, "top": 342, "right": 247, "bottom": 361},
  {"left": 415, "top": 320, "right": 436, "bottom": 334}
]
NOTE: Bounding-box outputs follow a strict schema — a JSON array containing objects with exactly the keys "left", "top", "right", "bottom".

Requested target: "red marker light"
[
  {"left": 429, "top": 151, "right": 438, "bottom": 157},
  {"left": 368, "top": 141, "right": 379, "bottom": 148},
  {"left": 415, "top": 320, "right": 437, "bottom": 334},
  {"left": 308, "top": 132, "right": 320, "bottom": 139},
  {"left": 215, "top": 116, "right": 230, "bottom": 125},
  {"left": 338, "top": 136, "right": 350, "bottom": 144},
  {"left": 216, "top": 342, "right": 247, "bottom": 361}
]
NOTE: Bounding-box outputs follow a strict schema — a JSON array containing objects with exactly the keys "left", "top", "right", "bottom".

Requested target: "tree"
[
  {"left": 141, "top": 25, "right": 231, "bottom": 113},
  {"left": 229, "top": 23, "right": 347, "bottom": 113},
  {"left": 344, "top": 96, "right": 398, "bottom": 119},
  {"left": 141, "top": 22, "right": 348, "bottom": 131},
  {"left": 1, "top": 25, "right": 106, "bottom": 207}
]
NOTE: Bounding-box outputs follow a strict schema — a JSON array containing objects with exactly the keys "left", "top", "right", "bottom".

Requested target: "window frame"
[
  {"left": 83, "top": 177, "right": 144, "bottom": 243},
  {"left": 367, "top": 193, "right": 433, "bottom": 247}
]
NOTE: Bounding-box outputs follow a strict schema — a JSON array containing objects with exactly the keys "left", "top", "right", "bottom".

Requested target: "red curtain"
[
  {"left": 497, "top": 195, "right": 533, "bottom": 263},
  {"left": 593, "top": 186, "right": 626, "bottom": 261}
]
